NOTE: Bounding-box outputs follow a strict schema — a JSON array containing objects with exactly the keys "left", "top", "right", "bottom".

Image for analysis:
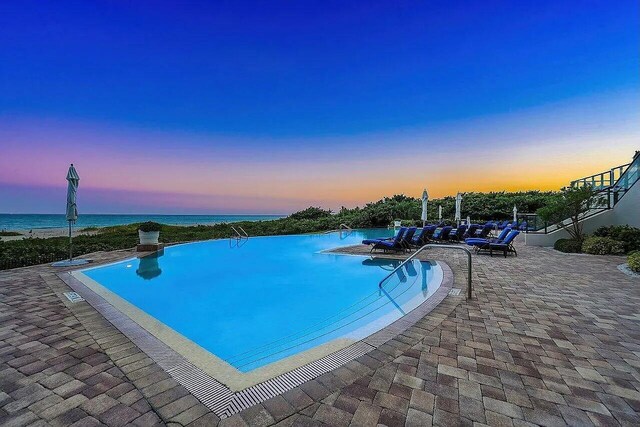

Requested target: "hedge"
[
  {"left": 581, "top": 237, "right": 625, "bottom": 255},
  {"left": 628, "top": 252, "right": 640, "bottom": 272},
  {"left": 554, "top": 239, "right": 583, "bottom": 253}
]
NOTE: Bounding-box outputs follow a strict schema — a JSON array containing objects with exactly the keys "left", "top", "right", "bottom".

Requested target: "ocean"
[{"left": 0, "top": 214, "right": 285, "bottom": 231}]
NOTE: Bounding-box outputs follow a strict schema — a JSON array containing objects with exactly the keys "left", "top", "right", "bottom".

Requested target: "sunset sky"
[{"left": 1, "top": 1, "right": 638, "bottom": 214}]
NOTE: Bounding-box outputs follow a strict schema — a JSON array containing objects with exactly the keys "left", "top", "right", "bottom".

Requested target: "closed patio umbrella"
[
  {"left": 438, "top": 205, "right": 442, "bottom": 223},
  {"left": 53, "top": 164, "right": 88, "bottom": 266},
  {"left": 513, "top": 205, "right": 518, "bottom": 223},
  {"left": 454, "top": 193, "right": 462, "bottom": 226},
  {"left": 66, "top": 164, "right": 79, "bottom": 261},
  {"left": 421, "top": 189, "right": 429, "bottom": 227}
]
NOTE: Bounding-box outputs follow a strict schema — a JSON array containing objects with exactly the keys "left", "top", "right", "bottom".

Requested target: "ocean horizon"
[{"left": 0, "top": 213, "right": 285, "bottom": 231}]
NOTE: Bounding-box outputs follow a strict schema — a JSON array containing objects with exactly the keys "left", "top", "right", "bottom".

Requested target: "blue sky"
[{"left": 0, "top": 1, "right": 638, "bottom": 213}]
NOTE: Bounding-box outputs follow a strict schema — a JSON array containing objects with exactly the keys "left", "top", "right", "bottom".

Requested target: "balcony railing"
[{"left": 571, "top": 163, "right": 630, "bottom": 190}]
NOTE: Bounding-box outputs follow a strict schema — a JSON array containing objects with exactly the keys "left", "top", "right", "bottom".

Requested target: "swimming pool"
[{"left": 74, "top": 229, "right": 443, "bottom": 388}]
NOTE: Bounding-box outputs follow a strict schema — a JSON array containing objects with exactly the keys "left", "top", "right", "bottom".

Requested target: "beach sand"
[
  {"left": 0, "top": 228, "right": 99, "bottom": 241},
  {"left": 0, "top": 222, "right": 218, "bottom": 241}
]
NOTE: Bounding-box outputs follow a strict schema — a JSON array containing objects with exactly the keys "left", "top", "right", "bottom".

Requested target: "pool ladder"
[
  {"left": 378, "top": 244, "right": 473, "bottom": 299},
  {"left": 324, "top": 223, "right": 353, "bottom": 234},
  {"left": 230, "top": 226, "right": 249, "bottom": 240}
]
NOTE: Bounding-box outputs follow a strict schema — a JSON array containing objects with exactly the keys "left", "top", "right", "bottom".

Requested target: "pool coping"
[{"left": 58, "top": 258, "right": 454, "bottom": 419}]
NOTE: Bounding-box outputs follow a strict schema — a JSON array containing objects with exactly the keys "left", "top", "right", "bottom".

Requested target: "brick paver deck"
[{"left": 1, "top": 242, "right": 639, "bottom": 426}]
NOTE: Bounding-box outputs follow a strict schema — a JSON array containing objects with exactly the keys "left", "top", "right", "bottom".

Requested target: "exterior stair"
[{"left": 524, "top": 151, "right": 640, "bottom": 246}]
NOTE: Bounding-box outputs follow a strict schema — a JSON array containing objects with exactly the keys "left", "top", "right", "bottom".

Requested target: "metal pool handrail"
[
  {"left": 324, "top": 223, "right": 353, "bottom": 234},
  {"left": 230, "top": 226, "right": 248, "bottom": 240},
  {"left": 238, "top": 226, "right": 249, "bottom": 238},
  {"left": 377, "top": 244, "right": 473, "bottom": 299}
]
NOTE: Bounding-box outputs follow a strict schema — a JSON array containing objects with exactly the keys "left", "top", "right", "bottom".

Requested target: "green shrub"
[
  {"left": 581, "top": 236, "right": 625, "bottom": 255},
  {"left": 289, "top": 207, "right": 333, "bottom": 221},
  {"left": 138, "top": 222, "right": 163, "bottom": 232},
  {"left": 616, "top": 228, "right": 640, "bottom": 253},
  {"left": 593, "top": 225, "right": 640, "bottom": 253},
  {"left": 593, "top": 226, "right": 612, "bottom": 237},
  {"left": 400, "top": 219, "right": 424, "bottom": 227},
  {"left": 628, "top": 252, "right": 640, "bottom": 272},
  {"left": 554, "top": 238, "right": 583, "bottom": 253},
  {"left": 536, "top": 186, "right": 602, "bottom": 241}
]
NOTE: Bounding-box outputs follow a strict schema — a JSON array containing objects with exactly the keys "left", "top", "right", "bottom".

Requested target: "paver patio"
[{"left": 1, "top": 241, "right": 639, "bottom": 426}]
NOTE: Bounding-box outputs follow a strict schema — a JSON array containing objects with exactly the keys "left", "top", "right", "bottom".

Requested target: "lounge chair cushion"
[{"left": 362, "top": 239, "right": 382, "bottom": 245}]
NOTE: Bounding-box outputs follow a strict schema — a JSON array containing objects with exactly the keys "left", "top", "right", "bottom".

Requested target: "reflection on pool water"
[
  {"left": 81, "top": 229, "right": 443, "bottom": 372},
  {"left": 136, "top": 251, "right": 162, "bottom": 280}
]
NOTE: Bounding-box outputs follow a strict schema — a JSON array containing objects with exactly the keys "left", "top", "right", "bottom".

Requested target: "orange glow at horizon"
[{"left": 1, "top": 90, "right": 638, "bottom": 213}]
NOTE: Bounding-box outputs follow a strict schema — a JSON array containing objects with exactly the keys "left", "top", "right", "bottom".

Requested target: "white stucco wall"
[{"left": 611, "top": 179, "right": 640, "bottom": 227}]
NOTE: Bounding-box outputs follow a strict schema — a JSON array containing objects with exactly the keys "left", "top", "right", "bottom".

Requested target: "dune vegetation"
[{"left": 0, "top": 191, "right": 558, "bottom": 270}]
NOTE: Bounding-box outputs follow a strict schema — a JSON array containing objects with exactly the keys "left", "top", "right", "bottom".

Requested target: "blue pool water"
[{"left": 82, "top": 229, "right": 443, "bottom": 372}]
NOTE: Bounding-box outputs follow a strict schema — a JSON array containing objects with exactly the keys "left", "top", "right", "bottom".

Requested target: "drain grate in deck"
[
  {"left": 63, "top": 292, "right": 85, "bottom": 303},
  {"left": 448, "top": 288, "right": 461, "bottom": 296}
]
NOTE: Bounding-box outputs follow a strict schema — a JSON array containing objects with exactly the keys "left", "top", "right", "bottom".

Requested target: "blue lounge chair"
[
  {"left": 362, "top": 227, "right": 405, "bottom": 245},
  {"left": 486, "top": 229, "right": 520, "bottom": 257},
  {"left": 431, "top": 226, "right": 453, "bottom": 241},
  {"left": 448, "top": 224, "right": 468, "bottom": 242},
  {"left": 497, "top": 220, "right": 509, "bottom": 230},
  {"left": 464, "top": 224, "right": 480, "bottom": 238},
  {"left": 474, "top": 223, "right": 494, "bottom": 238},
  {"left": 518, "top": 221, "right": 528, "bottom": 231},
  {"left": 401, "top": 227, "right": 418, "bottom": 249},
  {"left": 465, "top": 227, "right": 511, "bottom": 248},
  {"left": 377, "top": 226, "right": 406, "bottom": 242},
  {"left": 411, "top": 225, "right": 436, "bottom": 247},
  {"left": 362, "top": 227, "right": 407, "bottom": 253}
]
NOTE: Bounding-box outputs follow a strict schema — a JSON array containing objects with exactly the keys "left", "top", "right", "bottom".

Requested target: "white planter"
[{"left": 138, "top": 230, "right": 160, "bottom": 245}]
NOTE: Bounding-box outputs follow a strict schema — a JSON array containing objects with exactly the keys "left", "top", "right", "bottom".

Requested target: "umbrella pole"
[{"left": 69, "top": 221, "right": 73, "bottom": 262}]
